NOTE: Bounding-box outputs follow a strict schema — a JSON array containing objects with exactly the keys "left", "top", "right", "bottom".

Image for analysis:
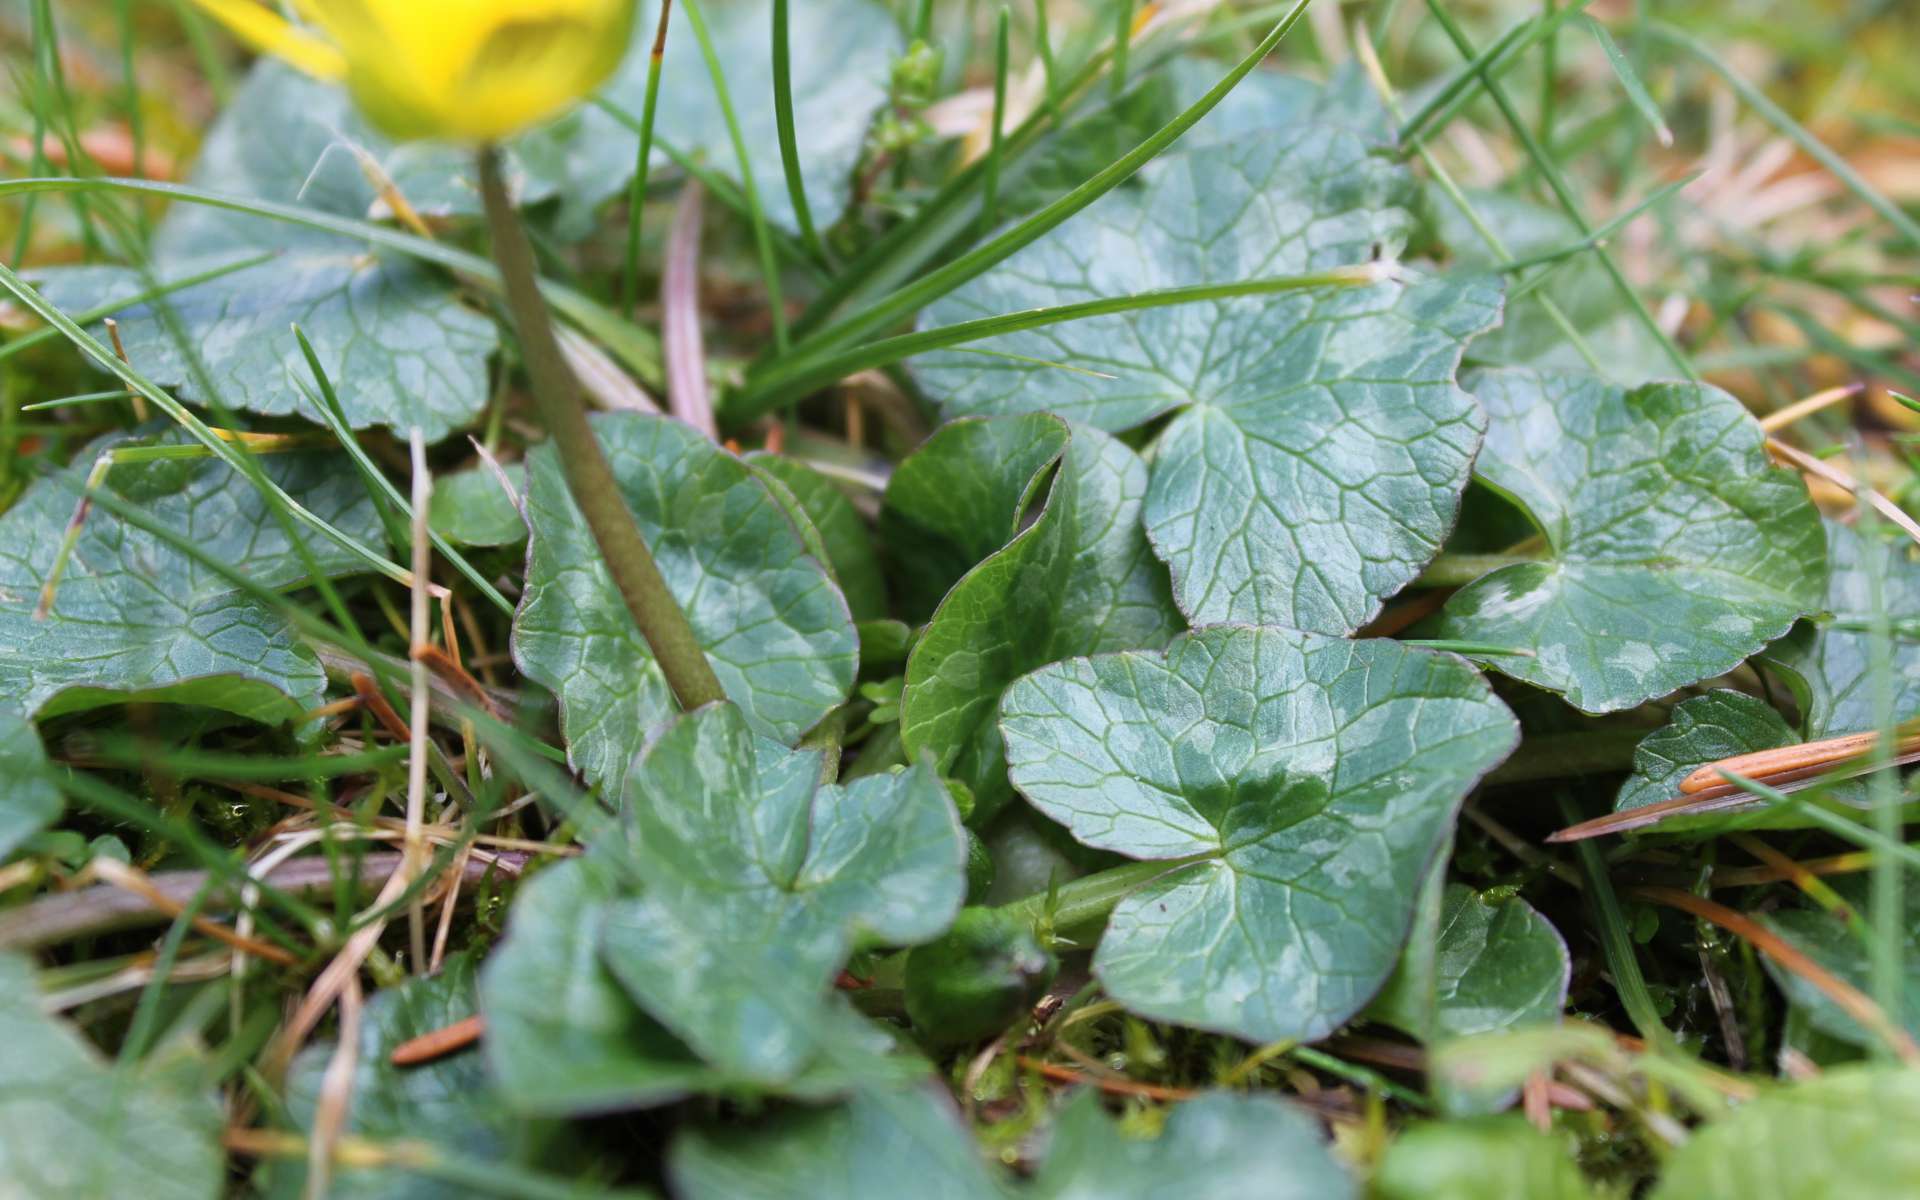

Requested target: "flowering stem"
[{"left": 477, "top": 147, "right": 724, "bottom": 713}]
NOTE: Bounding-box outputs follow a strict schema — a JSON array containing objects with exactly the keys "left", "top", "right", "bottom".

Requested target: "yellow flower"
[{"left": 191, "top": 0, "right": 637, "bottom": 142}]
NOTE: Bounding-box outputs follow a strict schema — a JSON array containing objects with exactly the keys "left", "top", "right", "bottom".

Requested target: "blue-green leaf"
[
  {"left": 1433, "top": 368, "right": 1826, "bottom": 713},
  {"left": 32, "top": 64, "right": 496, "bottom": 440},
  {"left": 914, "top": 100, "right": 1500, "bottom": 633},
  {"left": 1001, "top": 627, "right": 1517, "bottom": 1043}
]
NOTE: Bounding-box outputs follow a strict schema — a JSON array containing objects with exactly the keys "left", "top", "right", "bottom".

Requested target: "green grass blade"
[
  {"left": 981, "top": 6, "right": 1012, "bottom": 239},
  {"left": 1397, "top": 0, "right": 1596, "bottom": 149},
  {"left": 0, "top": 259, "right": 414, "bottom": 589},
  {"left": 681, "top": 0, "right": 790, "bottom": 352},
  {"left": 1648, "top": 21, "right": 1920, "bottom": 253},
  {"left": 772, "top": 0, "right": 827, "bottom": 265},
  {"left": 622, "top": 0, "right": 676, "bottom": 313},
  {"left": 734, "top": 265, "right": 1380, "bottom": 418},
  {"left": 292, "top": 328, "right": 515, "bottom": 616},
  {"left": 0, "top": 251, "right": 274, "bottom": 365},
  {"left": 1423, "top": 0, "right": 1694, "bottom": 380},
  {"left": 1581, "top": 15, "right": 1672, "bottom": 147}
]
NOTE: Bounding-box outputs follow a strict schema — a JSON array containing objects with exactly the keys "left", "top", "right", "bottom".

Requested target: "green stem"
[
  {"left": 997, "top": 856, "right": 1206, "bottom": 934},
  {"left": 1558, "top": 792, "right": 1676, "bottom": 1054},
  {"left": 1414, "top": 551, "right": 1540, "bottom": 588},
  {"left": 478, "top": 148, "right": 724, "bottom": 713}
]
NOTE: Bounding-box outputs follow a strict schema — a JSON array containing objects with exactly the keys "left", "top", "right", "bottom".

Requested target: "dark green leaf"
[
  {"left": 1027, "top": 1089, "right": 1355, "bottom": 1199},
  {"left": 1649, "top": 1067, "right": 1920, "bottom": 1199},
  {"left": 512, "top": 413, "right": 857, "bottom": 797},
  {"left": 1610, "top": 690, "right": 1798, "bottom": 834},
  {"left": 878, "top": 414, "right": 1070, "bottom": 622},
  {"left": 427, "top": 463, "right": 527, "bottom": 548},
  {"left": 1433, "top": 368, "right": 1826, "bottom": 713},
  {"left": 279, "top": 952, "right": 576, "bottom": 1198},
  {"left": 33, "top": 65, "right": 496, "bottom": 440},
  {"left": 671, "top": 1085, "right": 999, "bottom": 1200},
  {"left": 1372, "top": 884, "right": 1570, "bottom": 1040},
  {"left": 901, "top": 421, "right": 1183, "bottom": 821},
  {"left": 1001, "top": 627, "right": 1517, "bottom": 1042},
  {"left": 479, "top": 852, "right": 757, "bottom": 1115},
  {"left": 480, "top": 844, "right": 920, "bottom": 1115},
  {"left": 671, "top": 1085, "right": 1352, "bottom": 1199},
  {"left": 0, "top": 953, "right": 223, "bottom": 1199},
  {"left": 0, "top": 431, "right": 385, "bottom": 725},
  {"left": 0, "top": 713, "right": 60, "bottom": 862},
  {"left": 601, "top": 702, "right": 966, "bottom": 1082},
  {"left": 914, "top": 109, "right": 1499, "bottom": 632}
]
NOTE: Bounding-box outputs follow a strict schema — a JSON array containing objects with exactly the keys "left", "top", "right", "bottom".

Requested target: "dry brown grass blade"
[
  {"left": 1767, "top": 436, "right": 1920, "bottom": 549},
  {"left": 306, "top": 974, "right": 363, "bottom": 1200},
  {"left": 1631, "top": 884, "right": 1920, "bottom": 1063}
]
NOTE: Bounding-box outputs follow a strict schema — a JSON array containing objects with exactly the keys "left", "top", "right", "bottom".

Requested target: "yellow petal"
[
  {"left": 189, "top": 0, "right": 346, "bottom": 81},
  {"left": 309, "top": 0, "right": 637, "bottom": 142}
]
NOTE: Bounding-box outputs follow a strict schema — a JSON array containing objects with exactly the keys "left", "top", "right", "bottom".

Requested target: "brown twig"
[
  {"left": 84, "top": 858, "right": 298, "bottom": 966},
  {"left": 390, "top": 1014, "right": 487, "bottom": 1066},
  {"left": 1016, "top": 1055, "right": 1198, "bottom": 1102},
  {"left": 0, "top": 852, "right": 517, "bottom": 951}
]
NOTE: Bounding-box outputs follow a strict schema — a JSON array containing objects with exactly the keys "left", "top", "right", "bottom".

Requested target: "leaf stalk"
[{"left": 477, "top": 147, "right": 725, "bottom": 714}]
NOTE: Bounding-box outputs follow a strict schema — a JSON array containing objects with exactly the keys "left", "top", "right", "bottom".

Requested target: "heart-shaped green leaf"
[
  {"left": 512, "top": 412, "right": 857, "bottom": 798},
  {"left": 0, "top": 954, "right": 223, "bottom": 1199},
  {"left": 1001, "top": 626, "right": 1518, "bottom": 1042},
  {"left": 1372, "top": 884, "right": 1570, "bottom": 1041},
  {"left": 601, "top": 702, "right": 966, "bottom": 1082},
  {"left": 671, "top": 1085, "right": 1352, "bottom": 1199},
  {"left": 479, "top": 852, "right": 757, "bottom": 1115},
  {"left": 900, "top": 420, "right": 1183, "bottom": 820},
  {"left": 1649, "top": 1067, "right": 1920, "bottom": 1200},
  {"left": 1432, "top": 368, "right": 1826, "bottom": 713},
  {"left": 0, "top": 432, "right": 384, "bottom": 726},
  {"left": 33, "top": 64, "right": 496, "bottom": 441},
  {"left": 914, "top": 111, "right": 1499, "bottom": 633}
]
